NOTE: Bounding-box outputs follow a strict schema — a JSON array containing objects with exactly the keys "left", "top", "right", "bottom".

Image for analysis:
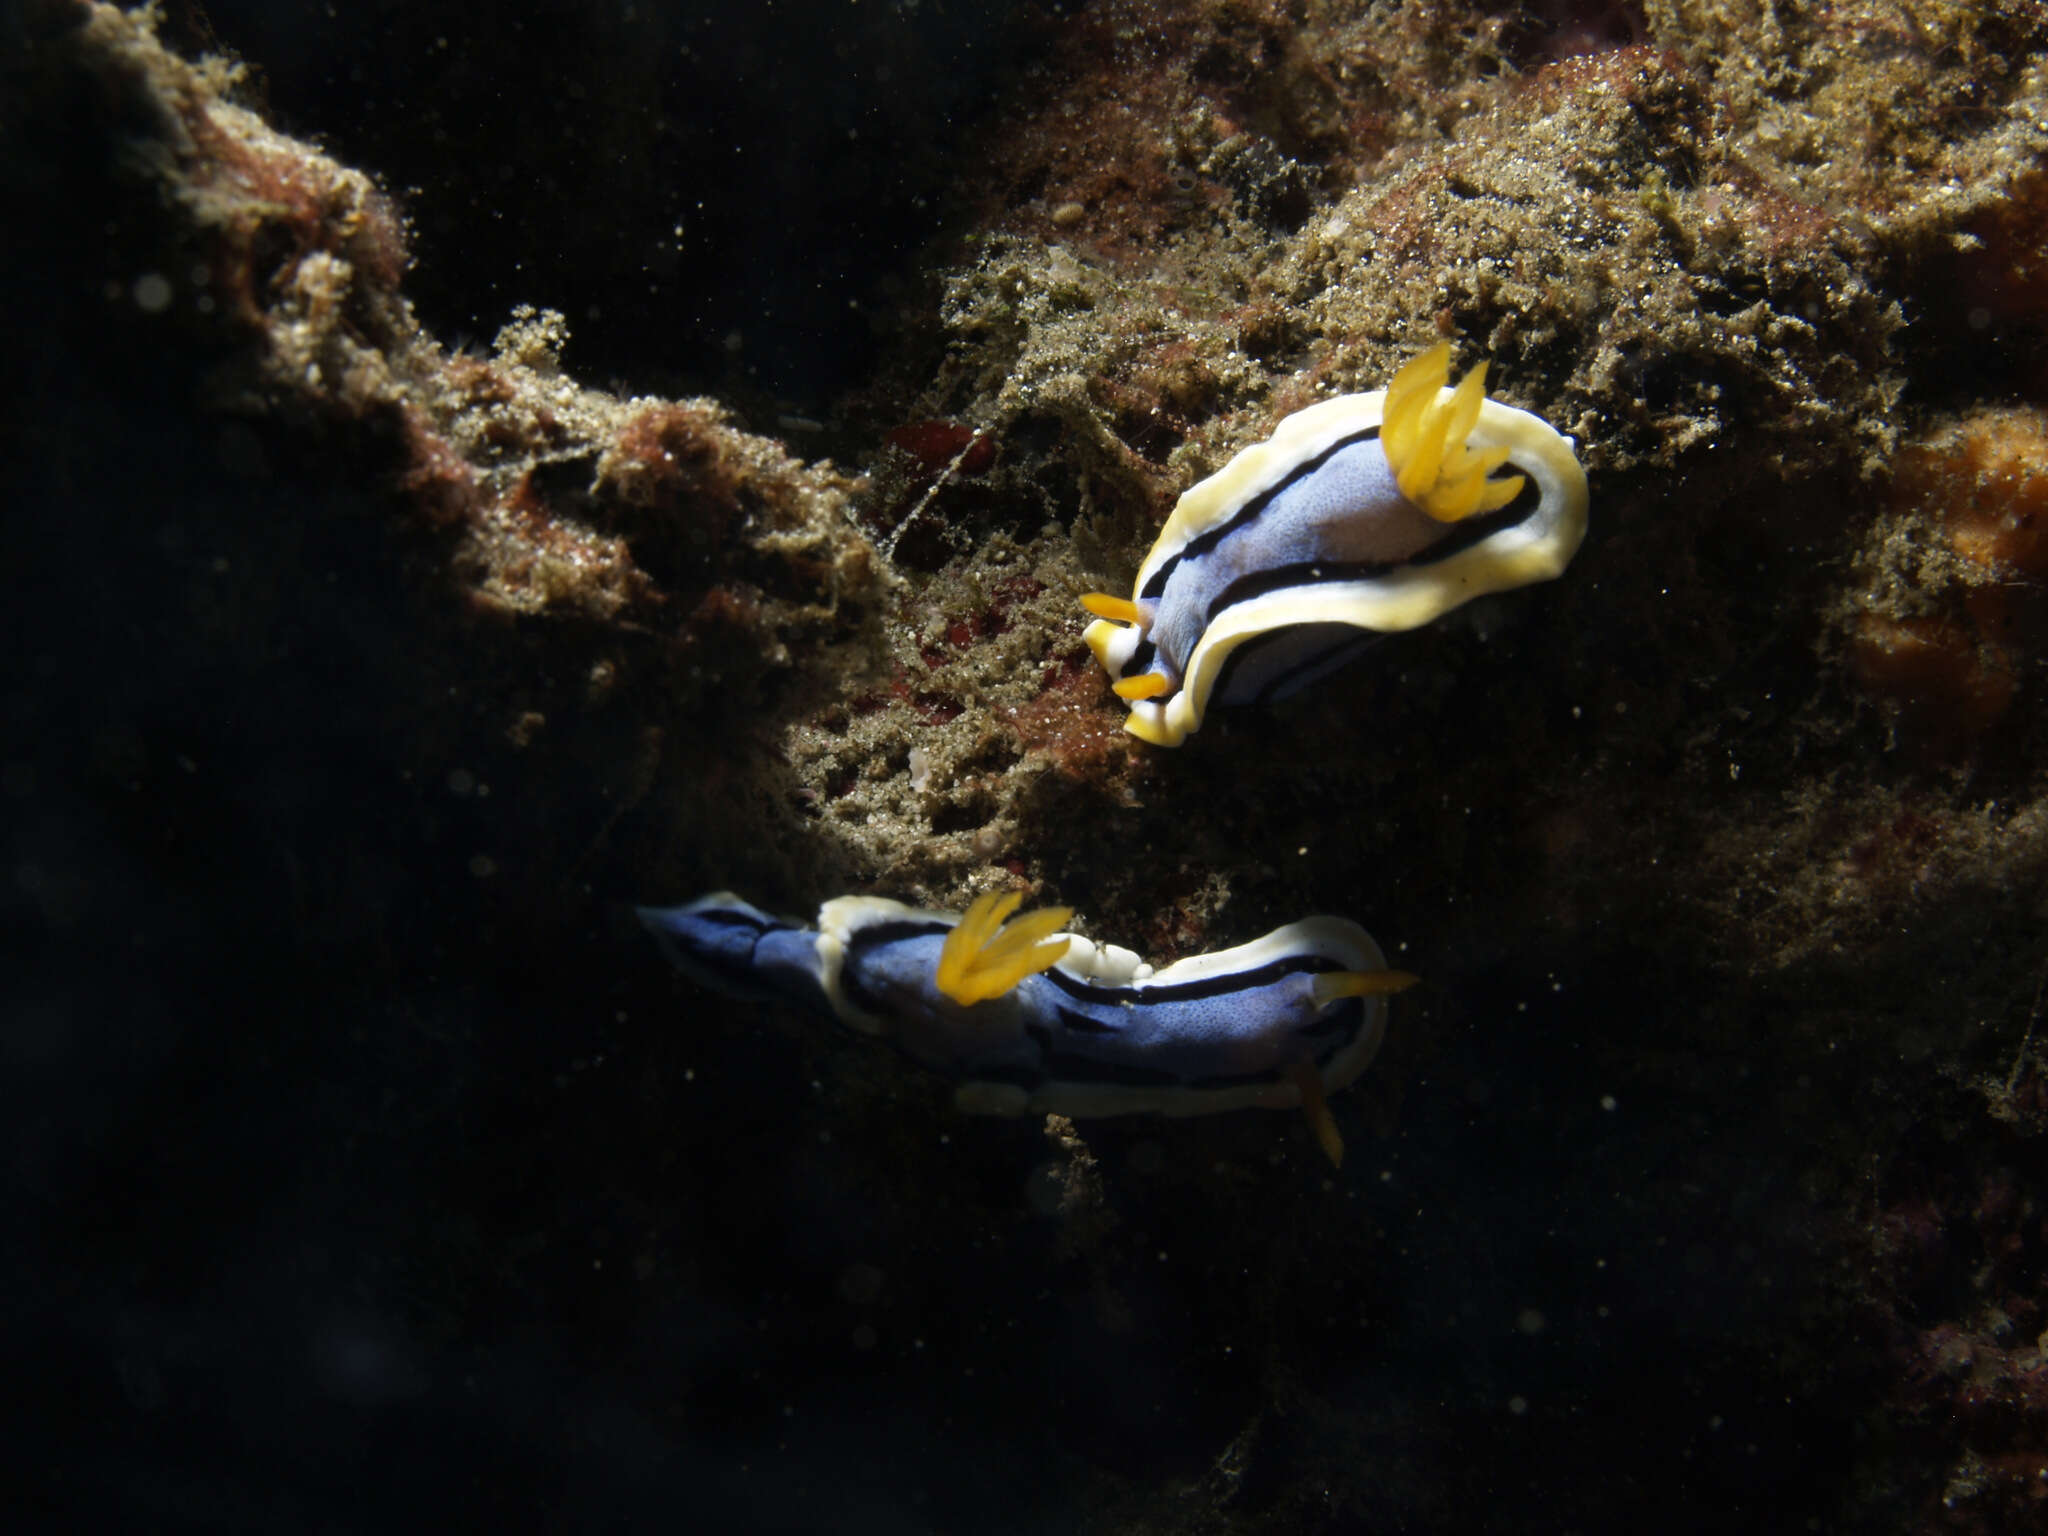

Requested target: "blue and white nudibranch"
[
  {"left": 638, "top": 889, "right": 1417, "bottom": 1166},
  {"left": 1081, "top": 343, "right": 1590, "bottom": 746}
]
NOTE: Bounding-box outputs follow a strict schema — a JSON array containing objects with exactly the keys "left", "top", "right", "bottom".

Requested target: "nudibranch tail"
[
  {"left": 933, "top": 890, "right": 1075, "bottom": 1005},
  {"left": 1079, "top": 341, "right": 1589, "bottom": 746},
  {"left": 635, "top": 894, "right": 834, "bottom": 1016}
]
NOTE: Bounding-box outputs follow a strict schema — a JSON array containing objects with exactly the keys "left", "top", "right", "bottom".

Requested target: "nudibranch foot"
[
  {"left": 639, "top": 891, "right": 1415, "bottom": 1166},
  {"left": 1080, "top": 343, "right": 1589, "bottom": 747}
]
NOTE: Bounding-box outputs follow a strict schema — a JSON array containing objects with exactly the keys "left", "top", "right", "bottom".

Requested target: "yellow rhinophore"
[
  {"left": 1310, "top": 968, "right": 1420, "bottom": 1009},
  {"left": 1112, "top": 673, "right": 1171, "bottom": 701},
  {"left": 1079, "top": 592, "right": 1143, "bottom": 625}
]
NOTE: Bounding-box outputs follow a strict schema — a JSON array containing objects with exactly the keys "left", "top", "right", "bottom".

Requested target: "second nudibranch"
[
  {"left": 638, "top": 889, "right": 1417, "bottom": 1167},
  {"left": 1082, "top": 343, "right": 1591, "bottom": 746}
]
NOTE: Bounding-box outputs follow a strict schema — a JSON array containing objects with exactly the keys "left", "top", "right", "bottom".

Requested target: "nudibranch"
[
  {"left": 1081, "top": 343, "right": 1590, "bottom": 746},
  {"left": 638, "top": 889, "right": 1417, "bottom": 1166}
]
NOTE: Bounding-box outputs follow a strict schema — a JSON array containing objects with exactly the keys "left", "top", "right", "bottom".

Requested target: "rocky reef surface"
[{"left": 9, "top": 1, "right": 2048, "bottom": 1529}]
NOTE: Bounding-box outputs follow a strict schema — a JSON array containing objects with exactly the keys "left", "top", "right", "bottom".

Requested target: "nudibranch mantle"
[
  {"left": 1082, "top": 344, "right": 1590, "bottom": 746},
  {"left": 639, "top": 890, "right": 1416, "bottom": 1164}
]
